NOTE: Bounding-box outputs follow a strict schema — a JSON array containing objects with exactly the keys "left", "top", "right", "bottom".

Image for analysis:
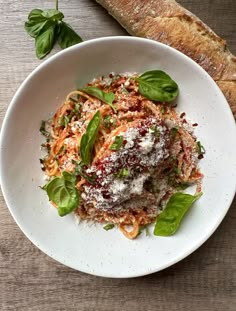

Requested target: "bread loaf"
[{"left": 96, "top": 0, "right": 236, "bottom": 118}]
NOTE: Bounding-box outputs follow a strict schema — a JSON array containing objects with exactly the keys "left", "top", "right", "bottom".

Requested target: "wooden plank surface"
[{"left": 0, "top": 1, "right": 235, "bottom": 310}]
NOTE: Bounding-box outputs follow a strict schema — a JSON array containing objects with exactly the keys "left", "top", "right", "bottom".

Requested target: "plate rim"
[{"left": 1, "top": 36, "right": 236, "bottom": 278}]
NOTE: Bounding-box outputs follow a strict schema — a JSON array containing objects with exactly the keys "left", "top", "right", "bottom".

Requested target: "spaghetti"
[{"left": 40, "top": 72, "right": 203, "bottom": 239}]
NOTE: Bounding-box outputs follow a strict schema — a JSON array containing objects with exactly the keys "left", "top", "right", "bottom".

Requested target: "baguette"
[{"left": 96, "top": 0, "right": 236, "bottom": 118}]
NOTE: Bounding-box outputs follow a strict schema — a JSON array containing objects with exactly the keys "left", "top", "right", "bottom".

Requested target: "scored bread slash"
[{"left": 96, "top": 0, "right": 236, "bottom": 118}]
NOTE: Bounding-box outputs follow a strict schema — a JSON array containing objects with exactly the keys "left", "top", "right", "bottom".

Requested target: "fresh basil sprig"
[
  {"left": 80, "top": 111, "right": 101, "bottom": 165},
  {"left": 154, "top": 192, "right": 202, "bottom": 236},
  {"left": 137, "top": 70, "right": 179, "bottom": 102},
  {"left": 81, "top": 86, "right": 116, "bottom": 112},
  {"left": 42, "top": 171, "right": 79, "bottom": 216},
  {"left": 25, "top": 1, "right": 82, "bottom": 59}
]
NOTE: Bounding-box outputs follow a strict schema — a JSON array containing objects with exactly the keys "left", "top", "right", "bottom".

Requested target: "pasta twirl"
[{"left": 40, "top": 72, "right": 203, "bottom": 239}]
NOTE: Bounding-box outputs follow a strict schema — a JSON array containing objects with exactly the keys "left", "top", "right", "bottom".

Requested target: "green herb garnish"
[
  {"left": 57, "top": 104, "right": 81, "bottom": 128},
  {"left": 121, "top": 87, "right": 129, "bottom": 94},
  {"left": 72, "top": 160, "right": 96, "bottom": 184},
  {"left": 42, "top": 171, "right": 79, "bottom": 216},
  {"left": 145, "top": 177, "right": 160, "bottom": 196},
  {"left": 136, "top": 70, "right": 179, "bottom": 102},
  {"left": 80, "top": 111, "right": 101, "bottom": 165},
  {"left": 56, "top": 145, "right": 66, "bottom": 156},
  {"left": 40, "top": 120, "right": 50, "bottom": 137},
  {"left": 154, "top": 192, "right": 202, "bottom": 236},
  {"left": 74, "top": 103, "right": 81, "bottom": 115},
  {"left": 69, "top": 96, "right": 78, "bottom": 103},
  {"left": 115, "top": 168, "right": 129, "bottom": 178},
  {"left": 196, "top": 141, "right": 206, "bottom": 155},
  {"left": 110, "top": 136, "right": 124, "bottom": 150},
  {"left": 160, "top": 106, "right": 165, "bottom": 114},
  {"left": 138, "top": 224, "right": 150, "bottom": 236},
  {"left": 81, "top": 86, "right": 116, "bottom": 112},
  {"left": 57, "top": 114, "right": 70, "bottom": 128},
  {"left": 150, "top": 125, "right": 160, "bottom": 138},
  {"left": 103, "top": 115, "right": 117, "bottom": 129},
  {"left": 25, "top": 0, "right": 82, "bottom": 59},
  {"left": 170, "top": 127, "right": 179, "bottom": 139},
  {"left": 103, "top": 223, "right": 115, "bottom": 231}
]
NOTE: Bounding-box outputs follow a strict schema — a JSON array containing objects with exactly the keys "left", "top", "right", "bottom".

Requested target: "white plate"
[{"left": 1, "top": 37, "right": 236, "bottom": 278}]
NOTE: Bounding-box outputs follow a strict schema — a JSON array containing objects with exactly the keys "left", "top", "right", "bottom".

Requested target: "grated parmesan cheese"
[{"left": 82, "top": 117, "right": 170, "bottom": 210}]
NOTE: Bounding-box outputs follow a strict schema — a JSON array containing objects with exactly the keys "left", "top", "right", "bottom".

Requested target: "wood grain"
[{"left": 0, "top": 1, "right": 235, "bottom": 310}]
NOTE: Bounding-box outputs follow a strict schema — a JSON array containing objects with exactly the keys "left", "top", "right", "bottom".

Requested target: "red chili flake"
[
  {"left": 180, "top": 112, "right": 186, "bottom": 118},
  {"left": 192, "top": 123, "right": 198, "bottom": 127},
  {"left": 198, "top": 154, "right": 204, "bottom": 159},
  {"left": 109, "top": 73, "right": 114, "bottom": 78},
  {"left": 182, "top": 119, "right": 187, "bottom": 124}
]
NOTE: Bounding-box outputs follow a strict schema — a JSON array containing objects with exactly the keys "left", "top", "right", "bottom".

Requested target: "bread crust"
[{"left": 96, "top": 0, "right": 236, "bottom": 117}]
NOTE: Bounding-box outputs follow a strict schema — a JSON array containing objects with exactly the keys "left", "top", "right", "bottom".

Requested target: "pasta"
[{"left": 40, "top": 72, "right": 203, "bottom": 239}]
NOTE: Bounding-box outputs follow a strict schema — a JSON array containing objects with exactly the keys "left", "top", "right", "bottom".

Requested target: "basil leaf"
[
  {"left": 81, "top": 86, "right": 116, "bottom": 112},
  {"left": 80, "top": 111, "right": 101, "bottom": 165},
  {"left": 137, "top": 70, "right": 179, "bottom": 102},
  {"left": 154, "top": 192, "right": 202, "bottom": 236},
  {"left": 41, "top": 9, "right": 64, "bottom": 21},
  {"left": 25, "top": 19, "right": 51, "bottom": 38},
  {"left": 25, "top": 3, "right": 82, "bottom": 59},
  {"left": 42, "top": 171, "right": 79, "bottom": 217},
  {"left": 35, "top": 24, "right": 56, "bottom": 59},
  {"left": 25, "top": 9, "right": 63, "bottom": 39},
  {"left": 110, "top": 136, "right": 124, "bottom": 150},
  {"left": 28, "top": 9, "right": 45, "bottom": 22},
  {"left": 103, "top": 224, "right": 115, "bottom": 231},
  {"left": 58, "top": 22, "right": 82, "bottom": 49}
]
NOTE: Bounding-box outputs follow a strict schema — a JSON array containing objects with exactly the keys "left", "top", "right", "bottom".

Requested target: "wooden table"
[{"left": 0, "top": 1, "right": 235, "bottom": 310}]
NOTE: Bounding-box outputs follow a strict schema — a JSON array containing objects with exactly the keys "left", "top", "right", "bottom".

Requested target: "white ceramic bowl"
[{"left": 1, "top": 37, "right": 236, "bottom": 278}]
